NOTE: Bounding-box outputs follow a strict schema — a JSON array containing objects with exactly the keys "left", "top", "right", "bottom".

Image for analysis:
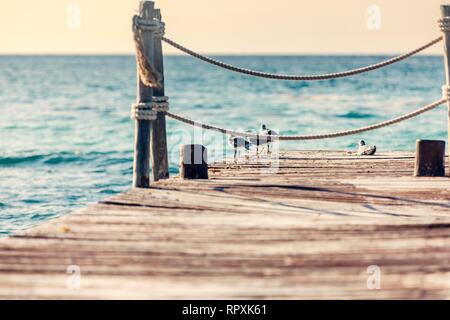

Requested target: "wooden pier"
[{"left": 0, "top": 150, "right": 449, "bottom": 299}]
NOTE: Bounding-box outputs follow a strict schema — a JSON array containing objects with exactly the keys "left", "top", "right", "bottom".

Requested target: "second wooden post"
[
  {"left": 151, "top": 8, "right": 170, "bottom": 181},
  {"left": 440, "top": 5, "right": 450, "bottom": 176}
]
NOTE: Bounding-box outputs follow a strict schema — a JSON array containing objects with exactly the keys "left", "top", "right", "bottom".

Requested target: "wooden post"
[
  {"left": 440, "top": 5, "right": 450, "bottom": 175},
  {"left": 179, "top": 145, "right": 209, "bottom": 179},
  {"left": 133, "top": 1, "right": 156, "bottom": 188},
  {"left": 151, "top": 8, "right": 170, "bottom": 181},
  {"left": 414, "top": 140, "right": 446, "bottom": 177}
]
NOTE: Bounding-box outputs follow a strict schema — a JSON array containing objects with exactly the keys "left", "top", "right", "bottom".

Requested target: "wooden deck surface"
[{"left": 1, "top": 150, "right": 450, "bottom": 299}]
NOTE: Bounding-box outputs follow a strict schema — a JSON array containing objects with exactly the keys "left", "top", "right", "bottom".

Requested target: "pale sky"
[{"left": 0, "top": 0, "right": 448, "bottom": 54}]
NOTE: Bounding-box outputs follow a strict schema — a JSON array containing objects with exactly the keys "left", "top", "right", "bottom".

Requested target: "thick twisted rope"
[
  {"left": 438, "top": 17, "right": 450, "bottom": 32},
  {"left": 132, "top": 16, "right": 447, "bottom": 137},
  {"left": 132, "top": 15, "right": 165, "bottom": 88},
  {"left": 166, "top": 95, "right": 447, "bottom": 141},
  {"left": 161, "top": 36, "right": 442, "bottom": 81},
  {"left": 131, "top": 96, "right": 169, "bottom": 121}
]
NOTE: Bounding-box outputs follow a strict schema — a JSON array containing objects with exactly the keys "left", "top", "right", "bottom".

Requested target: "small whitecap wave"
[
  {"left": 22, "top": 199, "right": 43, "bottom": 205},
  {"left": 0, "top": 155, "right": 45, "bottom": 166},
  {"left": 337, "top": 111, "right": 377, "bottom": 119},
  {"left": 99, "top": 189, "right": 119, "bottom": 195},
  {"left": 43, "top": 154, "right": 84, "bottom": 165},
  {"left": 0, "top": 151, "right": 121, "bottom": 167}
]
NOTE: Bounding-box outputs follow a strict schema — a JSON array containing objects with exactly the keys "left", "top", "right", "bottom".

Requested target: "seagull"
[
  {"left": 228, "top": 135, "right": 251, "bottom": 162},
  {"left": 357, "top": 140, "right": 377, "bottom": 156},
  {"left": 246, "top": 130, "right": 262, "bottom": 155},
  {"left": 259, "top": 124, "right": 278, "bottom": 154}
]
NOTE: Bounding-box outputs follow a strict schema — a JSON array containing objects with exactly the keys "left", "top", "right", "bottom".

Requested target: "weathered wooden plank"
[{"left": 0, "top": 150, "right": 449, "bottom": 299}]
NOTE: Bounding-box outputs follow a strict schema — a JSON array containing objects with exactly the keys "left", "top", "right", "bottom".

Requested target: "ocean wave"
[
  {"left": 337, "top": 111, "right": 377, "bottom": 119},
  {"left": 43, "top": 154, "right": 85, "bottom": 165},
  {"left": 0, "top": 155, "right": 45, "bottom": 166},
  {"left": 22, "top": 199, "right": 44, "bottom": 205},
  {"left": 0, "top": 151, "right": 123, "bottom": 167}
]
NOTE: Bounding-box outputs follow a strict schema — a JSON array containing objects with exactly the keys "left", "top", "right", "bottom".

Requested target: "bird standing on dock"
[
  {"left": 228, "top": 135, "right": 251, "bottom": 162},
  {"left": 357, "top": 140, "right": 377, "bottom": 155},
  {"left": 259, "top": 124, "right": 278, "bottom": 154},
  {"left": 246, "top": 130, "right": 261, "bottom": 156}
]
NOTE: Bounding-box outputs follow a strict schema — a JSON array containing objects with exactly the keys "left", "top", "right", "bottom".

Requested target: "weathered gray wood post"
[
  {"left": 440, "top": 5, "right": 450, "bottom": 175},
  {"left": 132, "top": 1, "right": 155, "bottom": 188},
  {"left": 151, "top": 8, "right": 170, "bottom": 181},
  {"left": 133, "top": 1, "right": 169, "bottom": 187},
  {"left": 414, "top": 140, "right": 446, "bottom": 177},
  {"left": 180, "top": 145, "right": 209, "bottom": 179}
]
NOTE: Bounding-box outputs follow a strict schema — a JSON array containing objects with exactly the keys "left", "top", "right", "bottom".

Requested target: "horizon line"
[{"left": 0, "top": 52, "right": 443, "bottom": 57}]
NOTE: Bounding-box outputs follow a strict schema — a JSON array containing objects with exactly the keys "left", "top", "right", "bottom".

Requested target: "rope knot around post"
[
  {"left": 438, "top": 17, "right": 450, "bottom": 32},
  {"left": 442, "top": 85, "right": 450, "bottom": 100},
  {"left": 131, "top": 96, "right": 170, "bottom": 121},
  {"left": 133, "top": 15, "right": 165, "bottom": 38},
  {"left": 132, "top": 13, "right": 165, "bottom": 89}
]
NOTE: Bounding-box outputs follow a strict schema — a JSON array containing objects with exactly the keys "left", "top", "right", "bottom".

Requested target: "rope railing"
[
  {"left": 161, "top": 36, "right": 443, "bottom": 81},
  {"left": 132, "top": 16, "right": 443, "bottom": 81},
  {"left": 165, "top": 98, "right": 446, "bottom": 141},
  {"left": 131, "top": 16, "right": 448, "bottom": 141}
]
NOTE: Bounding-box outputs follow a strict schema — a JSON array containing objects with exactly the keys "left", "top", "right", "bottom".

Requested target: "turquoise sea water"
[{"left": 0, "top": 55, "right": 447, "bottom": 235}]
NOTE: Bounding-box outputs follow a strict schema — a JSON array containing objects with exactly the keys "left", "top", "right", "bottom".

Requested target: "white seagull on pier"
[
  {"left": 245, "top": 130, "right": 262, "bottom": 155},
  {"left": 227, "top": 135, "right": 251, "bottom": 162},
  {"left": 357, "top": 140, "right": 377, "bottom": 156},
  {"left": 258, "top": 124, "right": 278, "bottom": 154}
]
